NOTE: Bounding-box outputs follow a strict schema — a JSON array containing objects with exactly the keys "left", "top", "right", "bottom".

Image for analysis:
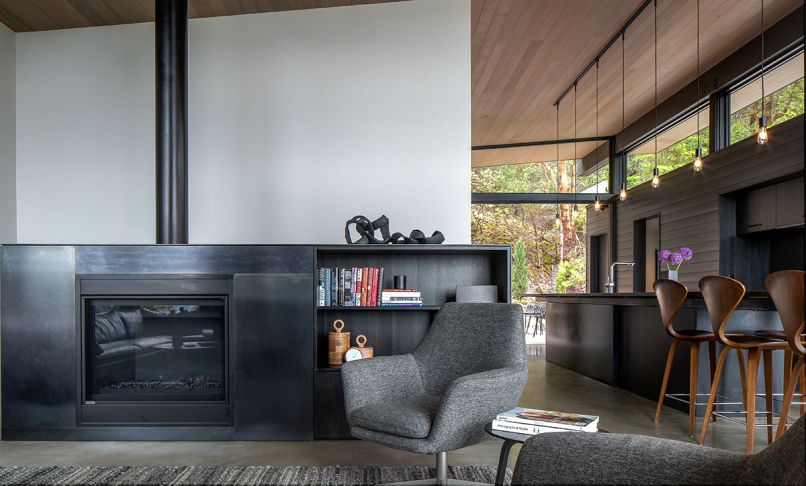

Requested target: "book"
[
  {"left": 370, "top": 268, "right": 379, "bottom": 307},
  {"left": 318, "top": 268, "right": 325, "bottom": 306},
  {"left": 343, "top": 268, "right": 353, "bottom": 306},
  {"left": 361, "top": 268, "right": 369, "bottom": 307},
  {"left": 380, "top": 303, "right": 423, "bottom": 307},
  {"left": 338, "top": 268, "right": 344, "bottom": 307},
  {"left": 324, "top": 268, "right": 331, "bottom": 307},
  {"left": 354, "top": 267, "right": 363, "bottom": 306},
  {"left": 491, "top": 419, "right": 594, "bottom": 435},
  {"left": 495, "top": 408, "right": 599, "bottom": 432},
  {"left": 376, "top": 268, "right": 384, "bottom": 306},
  {"left": 330, "top": 268, "right": 337, "bottom": 306}
]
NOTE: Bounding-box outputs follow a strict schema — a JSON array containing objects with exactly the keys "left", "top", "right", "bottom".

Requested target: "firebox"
[{"left": 79, "top": 277, "right": 232, "bottom": 426}]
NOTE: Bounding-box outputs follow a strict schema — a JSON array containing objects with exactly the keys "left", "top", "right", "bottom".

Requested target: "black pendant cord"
[
  {"left": 653, "top": 0, "right": 659, "bottom": 178},
  {"left": 760, "top": 0, "right": 765, "bottom": 118},
  {"left": 696, "top": 0, "right": 700, "bottom": 153},
  {"left": 595, "top": 60, "right": 600, "bottom": 204},
  {"left": 556, "top": 104, "right": 561, "bottom": 220}
]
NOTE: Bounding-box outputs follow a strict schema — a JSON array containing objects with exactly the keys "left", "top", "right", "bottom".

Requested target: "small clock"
[{"left": 345, "top": 347, "right": 364, "bottom": 362}]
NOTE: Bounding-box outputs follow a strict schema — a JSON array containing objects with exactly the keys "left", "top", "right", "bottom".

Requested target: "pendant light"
[
  {"left": 619, "top": 32, "right": 628, "bottom": 201},
  {"left": 651, "top": 0, "right": 661, "bottom": 189},
  {"left": 757, "top": 0, "right": 768, "bottom": 144},
  {"left": 594, "top": 61, "right": 603, "bottom": 211},
  {"left": 693, "top": 0, "right": 703, "bottom": 171},
  {"left": 555, "top": 104, "right": 562, "bottom": 226}
]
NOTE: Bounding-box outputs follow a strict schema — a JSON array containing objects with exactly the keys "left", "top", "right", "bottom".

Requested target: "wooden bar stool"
[
  {"left": 765, "top": 270, "right": 806, "bottom": 440},
  {"left": 653, "top": 279, "right": 718, "bottom": 437},
  {"left": 698, "top": 276, "right": 786, "bottom": 453}
]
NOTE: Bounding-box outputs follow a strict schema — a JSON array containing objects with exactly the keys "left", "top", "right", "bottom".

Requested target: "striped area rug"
[{"left": 0, "top": 465, "right": 504, "bottom": 485}]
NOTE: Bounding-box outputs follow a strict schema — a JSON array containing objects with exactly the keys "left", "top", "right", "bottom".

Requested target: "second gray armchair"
[{"left": 342, "top": 302, "right": 528, "bottom": 484}]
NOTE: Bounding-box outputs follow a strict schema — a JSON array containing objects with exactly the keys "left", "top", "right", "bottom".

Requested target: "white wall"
[
  {"left": 188, "top": 0, "right": 470, "bottom": 243},
  {"left": 0, "top": 23, "right": 15, "bottom": 244},
  {"left": 15, "top": 23, "right": 155, "bottom": 244},
  {"left": 13, "top": 0, "right": 470, "bottom": 244}
]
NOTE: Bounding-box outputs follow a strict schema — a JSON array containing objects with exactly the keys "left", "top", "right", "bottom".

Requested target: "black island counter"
[{"left": 532, "top": 292, "right": 784, "bottom": 414}]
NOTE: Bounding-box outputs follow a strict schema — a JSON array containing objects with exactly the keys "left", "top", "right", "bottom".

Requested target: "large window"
[
  {"left": 730, "top": 52, "right": 805, "bottom": 145},
  {"left": 626, "top": 107, "right": 709, "bottom": 189},
  {"left": 472, "top": 158, "right": 608, "bottom": 194},
  {"left": 471, "top": 203, "right": 587, "bottom": 297}
]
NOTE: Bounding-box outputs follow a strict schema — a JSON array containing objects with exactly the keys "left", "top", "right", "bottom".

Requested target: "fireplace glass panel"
[{"left": 86, "top": 299, "right": 226, "bottom": 401}]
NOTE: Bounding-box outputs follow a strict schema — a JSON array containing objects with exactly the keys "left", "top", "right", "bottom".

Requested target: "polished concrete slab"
[{"left": 0, "top": 346, "right": 778, "bottom": 467}]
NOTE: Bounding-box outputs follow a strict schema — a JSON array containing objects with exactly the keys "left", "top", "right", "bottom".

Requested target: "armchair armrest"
[
  {"left": 341, "top": 354, "right": 424, "bottom": 415},
  {"left": 428, "top": 365, "right": 527, "bottom": 451},
  {"left": 513, "top": 432, "right": 747, "bottom": 485}
]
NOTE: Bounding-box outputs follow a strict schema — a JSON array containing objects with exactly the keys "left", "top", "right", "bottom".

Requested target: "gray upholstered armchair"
[
  {"left": 342, "top": 302, "right": 528, "bottom": 484},
  {"left": 513, "top": 415, "right": 805, "bottom": 485}
]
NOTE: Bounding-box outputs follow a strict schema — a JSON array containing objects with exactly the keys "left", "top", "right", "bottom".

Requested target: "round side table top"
[{"left": 484, "top": 422, "right": 532, "bottom": 443}]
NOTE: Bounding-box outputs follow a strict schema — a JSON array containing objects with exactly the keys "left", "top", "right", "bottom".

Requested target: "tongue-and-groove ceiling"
[{"left": 0, "top": 0, "right": 802, "bottom": 168}]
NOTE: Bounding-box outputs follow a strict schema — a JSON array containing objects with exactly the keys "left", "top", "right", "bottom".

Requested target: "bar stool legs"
[
  {"left": 762, "top": 350, "right": 774, "bottom": 443},
  {"left": 655, "top": 340, "right": 679, "bottom": 424},
  {"left": 689, "top": 341, "right": 700, "bottom": 437},
  {"left": 744, "top": 349, "right": 761, "bottom": 453},
  {"left": 700, "top": 346, "right": 730, "bottom": 446},
  {"left": 776, "top": 357, "right": 805, "bottom": 439}
]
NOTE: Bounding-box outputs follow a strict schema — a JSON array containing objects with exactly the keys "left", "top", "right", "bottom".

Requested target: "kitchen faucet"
[{"left": 605, "top": 262, "right": 635, "bottom": 293}]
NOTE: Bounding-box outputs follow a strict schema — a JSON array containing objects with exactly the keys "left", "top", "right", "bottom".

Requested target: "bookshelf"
[{"left": 312, "top": 244, "right": 511, "bottom": 438}]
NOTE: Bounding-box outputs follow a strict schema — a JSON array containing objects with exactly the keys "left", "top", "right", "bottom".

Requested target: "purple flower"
[
  {"left": 670, "top": 252, "right": 684, "bottom": 266},
  {"left": 679, "top": 247, "right": 693, "bottom": 261},
  {"left": 658, "top": 249, "right": 671, "bottom": 262}
]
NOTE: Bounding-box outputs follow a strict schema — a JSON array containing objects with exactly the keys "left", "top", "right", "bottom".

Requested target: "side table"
[{"left": 484, "top": 422, "right": 531, "bottom": 486}]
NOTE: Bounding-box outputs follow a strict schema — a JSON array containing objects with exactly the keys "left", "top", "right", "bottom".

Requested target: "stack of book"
[
  {"left": 380, "top": 289, "right": 423, "bottom": 307},
  {"left": 318, "top": 267, "right": 384, "bottom": 307},
  {"left": 492, "top": 407, "right": 598, "bottom": 435}
]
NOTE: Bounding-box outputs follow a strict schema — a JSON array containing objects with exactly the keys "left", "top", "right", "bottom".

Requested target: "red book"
[{"left": 370, "top": 268, "right": 379, "bottom": 307}]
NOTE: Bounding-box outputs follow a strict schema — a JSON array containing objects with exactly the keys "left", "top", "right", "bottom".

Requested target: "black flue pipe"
[{"left": 155, "top": 0, "right": 189, "bottom": 244}]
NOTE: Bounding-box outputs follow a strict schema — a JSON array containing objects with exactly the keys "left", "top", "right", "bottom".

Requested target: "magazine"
[
  {"left": 495, "top": 407, "right": 599, "bottom": 432},
  {"left": 491, "top": 419, "right": 594, "bottom": 435}
]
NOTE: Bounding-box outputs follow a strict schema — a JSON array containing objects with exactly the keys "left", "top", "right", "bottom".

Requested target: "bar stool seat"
[
  {"left": 674, "top": 329, "right": 716, "bottom": 339},
  {"left": 754, "top": 329, "right": 806, "bottom": 340}
]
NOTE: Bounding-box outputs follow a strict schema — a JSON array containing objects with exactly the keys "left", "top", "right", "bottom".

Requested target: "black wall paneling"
[{"left": 589, "top": 116, "right": 804, "bottom": 291}]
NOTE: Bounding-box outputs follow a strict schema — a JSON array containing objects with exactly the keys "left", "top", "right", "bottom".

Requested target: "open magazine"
[{"left": 495, "top": 407, "right": 599, "bottom": 432}]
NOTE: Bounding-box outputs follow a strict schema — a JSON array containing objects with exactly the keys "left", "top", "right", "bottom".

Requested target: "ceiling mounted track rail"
[{"left": 552, "top": 0, "right": 652, "bottom": 108}]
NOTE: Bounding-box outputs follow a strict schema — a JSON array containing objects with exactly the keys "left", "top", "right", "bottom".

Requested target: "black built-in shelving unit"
[{"left": 312, "top": 244, "right": 511, "bottom": 438}]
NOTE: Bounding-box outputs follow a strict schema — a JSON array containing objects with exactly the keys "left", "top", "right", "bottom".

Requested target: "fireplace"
[{"left": 79, "top": 277, "right": 232, "bottom": 425}]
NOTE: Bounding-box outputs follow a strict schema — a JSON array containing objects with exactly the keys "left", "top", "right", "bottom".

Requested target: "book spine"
[
  {"left": 361, "top": 268, "right": 369, "bottom": 307},
  {"left": 494, "top": 414, "right": 596, "bottom": 431},
  {"left": 354, "top": 268, "right": 361, "bottom": 306},
  {"left": 371, "top": 268, "right": 379, "bottom": 307},
  {"left": 343, "top": 269, "right": 352, "bottom": 306},
  {"left": 376, "top": 268, "right": 384, "bottom": 306},
  {"left": 339, "top": 269, "right": 345, "bottom": 306},
  {"left": 324, "top": 269, "right": 331, "bottom": 307},
  {"left": 318, "top": 268, "right": 325, "bottom": 306},
  {"left": 491, "top": 420, "right": 570, "bottom": 435},
  {"left": 330, "top": 268, "right": 337, "bottom": 307}
]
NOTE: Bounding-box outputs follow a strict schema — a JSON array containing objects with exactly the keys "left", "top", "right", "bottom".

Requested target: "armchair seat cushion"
[{"left": 349, "top": 394, "right": 441, "bottom": 439}]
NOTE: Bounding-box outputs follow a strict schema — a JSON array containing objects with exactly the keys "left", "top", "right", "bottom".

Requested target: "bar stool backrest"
[
  {"left": 699, "top": 275, "right": 746, "bottom": 344},
  {"left": 764, "top": 270, "right": 805, "bottom": 356},
  {"left": 653, "top": 279, "right": 688, "bottom": 338}
]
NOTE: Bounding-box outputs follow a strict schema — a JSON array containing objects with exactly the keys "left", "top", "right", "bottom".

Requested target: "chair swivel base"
[{"left": 383, "top": 452, "right": 489, "bottom": 486}]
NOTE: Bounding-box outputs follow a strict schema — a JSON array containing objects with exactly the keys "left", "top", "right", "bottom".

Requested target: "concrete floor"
[{"left": 0, "top": 346, "right": 774, "bottom": 467}]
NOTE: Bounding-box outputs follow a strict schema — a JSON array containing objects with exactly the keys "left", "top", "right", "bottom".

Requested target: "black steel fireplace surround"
[
  {"left": 80, "top": 277, "right": 231, "bottom": 425},
  {"left": 0, "top": 244, "right": 511, "bottom": 440}
]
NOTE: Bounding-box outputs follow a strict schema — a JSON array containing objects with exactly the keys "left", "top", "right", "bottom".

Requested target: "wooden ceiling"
[
  {"left": 0, "top": 0, "right": 802, "bottom": 168},
  {"left": 0, "top": 0, "right": 405, "bottom": 32},
  {"left": 472, "top": 0, "right": 803, "bottom": 167}
]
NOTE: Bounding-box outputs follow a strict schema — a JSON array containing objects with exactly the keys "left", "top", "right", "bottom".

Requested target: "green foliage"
[
  {"left": 554, "top": 249, "right": 586, "bottom": 293},
  {"left": 627, "top": 126, "right": 709, "bottom": 189},
  {"left": 730, "top": 78, "right": 804, "bottom": 145},
  {"left": 512, "top": 240, "right": 528, "bottom": 300}
]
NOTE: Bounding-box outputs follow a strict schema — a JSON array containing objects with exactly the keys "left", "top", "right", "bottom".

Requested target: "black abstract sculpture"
[{"left": 345, "top": 215, "right": 445, "bottom": 245}]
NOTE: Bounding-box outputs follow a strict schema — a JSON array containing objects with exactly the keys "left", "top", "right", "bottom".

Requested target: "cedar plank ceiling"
[
  {"left": 0, "top": 0, "right": 407, "bottom": 32},
  {"left": 472, "top": 0, "right": 803, "bottom": 167},
  {"left": 0, "top": 0, "right": 802, "bottom": 168}
]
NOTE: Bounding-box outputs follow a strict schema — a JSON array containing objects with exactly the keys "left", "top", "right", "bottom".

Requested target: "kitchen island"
[{"left": 531, "top": 292, "right": 784, "bottom": 415}]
